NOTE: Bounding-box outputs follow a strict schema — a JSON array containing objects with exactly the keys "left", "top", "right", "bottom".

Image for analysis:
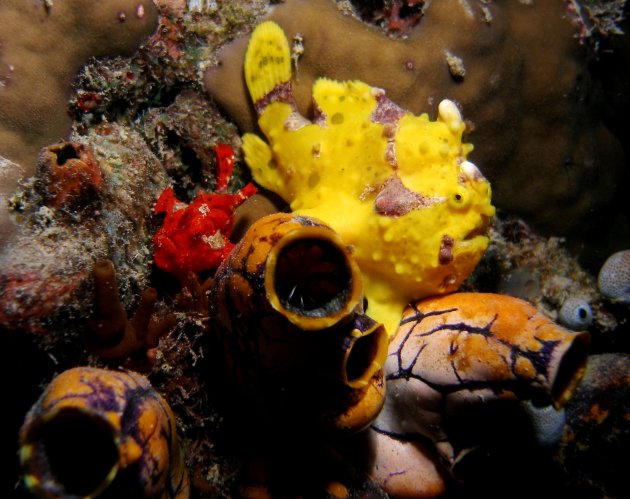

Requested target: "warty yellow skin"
[{"left": 242, "top": 21, "right": 495, "bottom": 335}]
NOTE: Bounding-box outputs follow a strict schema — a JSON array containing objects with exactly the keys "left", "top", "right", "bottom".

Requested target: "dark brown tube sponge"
[{"left": 88, "top": 259, "right": 176, "bottom": 360}]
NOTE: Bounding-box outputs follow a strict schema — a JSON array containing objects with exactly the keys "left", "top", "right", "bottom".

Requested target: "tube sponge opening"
[{"left": 36, "top": 409, "right": 119, "bottom": 497}]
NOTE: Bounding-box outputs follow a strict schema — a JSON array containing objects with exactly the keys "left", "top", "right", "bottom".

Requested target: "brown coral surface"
[{"left": 0, "top": 0, "right": 158, "bottom": 170}]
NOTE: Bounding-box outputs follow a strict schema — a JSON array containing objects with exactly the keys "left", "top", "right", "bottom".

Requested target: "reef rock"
[
  {"left": 556, "top": 353, "right": 630, "bottom": 498},
  {"left": 0, "top": 0, "right": 158, "bottom": 244},
  {"left": 0, "top": 123, "right": 167, "bottom": 336}
]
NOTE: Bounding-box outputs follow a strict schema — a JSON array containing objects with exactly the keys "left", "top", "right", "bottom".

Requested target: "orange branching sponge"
[{"left": 153, "top": 144, "right": 256, "bottom": 279}]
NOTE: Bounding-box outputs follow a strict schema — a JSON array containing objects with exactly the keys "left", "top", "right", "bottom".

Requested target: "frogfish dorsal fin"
[{"left": 244, "top": 21, "right": 293, "bottom": 111}]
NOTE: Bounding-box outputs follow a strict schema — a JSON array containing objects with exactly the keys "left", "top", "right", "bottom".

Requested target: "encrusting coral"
[
  {"left": 239, "top": 20, "right": 494, "bottom": 334},
  {"left": 204, "top": 0, "right": 624, "bottom": 243}
]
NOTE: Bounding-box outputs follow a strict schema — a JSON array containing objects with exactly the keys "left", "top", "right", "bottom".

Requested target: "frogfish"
[{"left": 242, "top": 21, "right": 495, "bottom": 334}]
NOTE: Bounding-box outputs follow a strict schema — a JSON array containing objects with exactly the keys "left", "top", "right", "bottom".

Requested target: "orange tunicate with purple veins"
[{"left": 153, "top": 144, "right": 256, "bottom": 279}]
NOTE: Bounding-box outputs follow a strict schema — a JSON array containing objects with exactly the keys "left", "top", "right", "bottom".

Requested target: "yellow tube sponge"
[{"left": 242, "top": 21, "right": 495, "bottom": 335}]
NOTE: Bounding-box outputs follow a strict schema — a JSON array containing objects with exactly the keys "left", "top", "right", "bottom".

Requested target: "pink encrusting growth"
[{"left": 153, "top": 144, "right": 256, "bottom": 279}]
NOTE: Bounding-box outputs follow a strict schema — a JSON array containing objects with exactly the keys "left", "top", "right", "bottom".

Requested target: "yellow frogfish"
[{"left": 242, "top": 21, "right": 495, "bottom": 335}]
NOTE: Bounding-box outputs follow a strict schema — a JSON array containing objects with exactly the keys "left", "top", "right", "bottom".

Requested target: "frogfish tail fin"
[{"left": 244, "top": 21, "right": 293, "bottom": 111}]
